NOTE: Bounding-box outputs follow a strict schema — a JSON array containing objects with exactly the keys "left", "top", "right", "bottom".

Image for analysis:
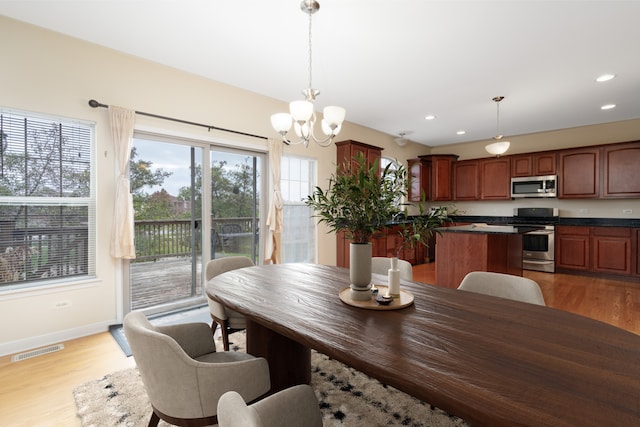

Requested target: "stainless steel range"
[{"left": 511, "top": 207, "right": 558, "bottom": 273}]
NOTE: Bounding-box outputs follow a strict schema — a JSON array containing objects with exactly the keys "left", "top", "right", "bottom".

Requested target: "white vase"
[
  {"left": 349, "top": 242, "right": 372, "bottom": 301},
  {"left": 387, "top": 257, "right": 401, "bottom": 297}
]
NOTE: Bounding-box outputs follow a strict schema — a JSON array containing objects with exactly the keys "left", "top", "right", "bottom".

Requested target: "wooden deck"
[{"left": 130, "top": 256, "right": 203, "bottom": 310}]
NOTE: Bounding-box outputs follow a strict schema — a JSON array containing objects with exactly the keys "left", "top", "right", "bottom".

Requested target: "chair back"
[
  {"left": 457, "top": 271, "right": 546, "bottom": 305},
  {"left": 371, "top": 257, "right": 413, "bottom": 281},
  {"left": 206, "top": 256, "right": 255, "bottom": 320},
  {"left": 123, "top": 311, "right": 216, "bottom": 418},
  {"left": 217, "top": 385, "right": 322, "bottom": 427}
]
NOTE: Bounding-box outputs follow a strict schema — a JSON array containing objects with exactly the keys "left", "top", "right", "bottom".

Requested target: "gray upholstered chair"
[
  {"left": 205, "top": 256, "right": 254, "bottom": 351},
  {"left": 217, "top": 384, "right": 323, "bottom": 427},
  {"left": 457, "top": 271, "right": 546, "bottom": 306},
  {"left": 371, "top": 256, "right": 413, "bottom": 280},
  {"left": 123, "top": 311, "right": 270, "bottom": 427}
]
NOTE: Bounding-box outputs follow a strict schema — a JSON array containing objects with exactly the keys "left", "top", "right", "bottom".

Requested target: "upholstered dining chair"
[
  {"left": 217, "top": 384, "right": 323, "bottom": 427},
  {"left": 371, "top": 256, "right": 413, "bottom": 280},
  {"left": 457, "top": 271, "right": 546, "bottom": 306},
  {"left": 206, "top": 256, "right": 254, "bottom": 351},
  {"left": 123, "top": 311, "right": 270, "bottom": 427}
]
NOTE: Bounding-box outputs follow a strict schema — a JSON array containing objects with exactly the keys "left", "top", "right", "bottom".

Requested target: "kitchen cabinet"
[
  {"left": 636, "top": 229, "right": 640, "bottom": 277},
  {"left": 557, "top": 225, "right": 632, "bottom": 276},
  {"left": 336, "top": 139, "right": 381, "bottom": 174},
  {"left": 558, "top": 147, "right": 600, "bottom": 198},
  {"left": 453, "top": 160, "right": 480, "bottom": 200},
  {"left": 335, "top": 140, "right": 383, "bottom": 268},
  {"left": 602, "top": 141, "right": 640, "bottom": 198},
  {"left": 407, "top": 155, "right": 458, "bottom": 202},
  {"left": 556, "top": 226, "right": 590, "bottom": 271},
  {"left": 591, "top": 227, "right": 632, "bottom": 275},
  {"left": 511, "top": 152, "right": 557, "bottom": 177},
  {"left": 480, "top": 157, "right": 511, "bottom": 200}
]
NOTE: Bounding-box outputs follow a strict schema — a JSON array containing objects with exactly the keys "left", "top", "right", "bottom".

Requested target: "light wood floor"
[{"left": 1, "top": 267, "right": 638, "bottom": 426}]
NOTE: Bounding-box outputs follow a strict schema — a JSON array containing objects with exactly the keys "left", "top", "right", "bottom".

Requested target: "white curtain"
[
  {"left": 264, "top": 138, "right": 283, "bottom": 264},
  {"left": 109, "top": 106, "right": 136, "bottom": 259}
]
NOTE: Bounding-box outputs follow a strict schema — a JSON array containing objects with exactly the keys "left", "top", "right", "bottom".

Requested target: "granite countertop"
[{"left": 437, "top": 224, "right": 540, "bottom": 234}]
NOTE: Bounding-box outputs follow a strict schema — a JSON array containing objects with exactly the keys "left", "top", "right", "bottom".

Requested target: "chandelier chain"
[{"left": 307, "top": 9, "right": 313, "bottom": 90}]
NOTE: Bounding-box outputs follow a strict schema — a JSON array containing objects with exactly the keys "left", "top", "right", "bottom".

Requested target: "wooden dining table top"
[{"left": 206, "top": 263, "right": 640, "bottom": 427}]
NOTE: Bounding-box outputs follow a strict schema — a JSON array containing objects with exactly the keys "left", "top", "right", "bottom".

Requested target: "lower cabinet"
[
  {"left": 336, "top": 226, "right": 427, "bottom": 268},
  {"left": 556, "top": 226, "right": 590, "bottom": 271},
  {"left": 556, "top": 225, "right": 632, "bottom": 276}
]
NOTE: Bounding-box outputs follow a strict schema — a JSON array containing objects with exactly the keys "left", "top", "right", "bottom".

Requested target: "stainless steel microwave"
[{"left": 511, "top": 175, "right": 557, "bottom": 198}]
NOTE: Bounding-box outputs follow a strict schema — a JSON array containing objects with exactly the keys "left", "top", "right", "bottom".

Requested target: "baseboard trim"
[{"left": 0, "top": 320, "right": 112, "bottom": 357}]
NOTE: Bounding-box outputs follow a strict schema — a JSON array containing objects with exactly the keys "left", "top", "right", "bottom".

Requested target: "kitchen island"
[{"left": 435, "top": 224, "right": 536, "bottom": 288}]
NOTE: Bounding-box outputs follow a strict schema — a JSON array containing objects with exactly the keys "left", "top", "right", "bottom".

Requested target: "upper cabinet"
[
  {"left": 602, "top": 142, "right": 640, "bottom": 198},
  {"left": 453, "top": 160, "right": 480, "bottom": 201},
  {"left": 511, "top": 152, "right": 556, "bottom": 177},
  {"left": 480, "top": 157, "right": 511, "bottom": 200},
  {"left": 407, "top": 154, "right": 458, "bottom": 201},
  {"left": 558, "top": 147, "right": 600, "bottom": 199},
  {"left": 557, "top": 141, "right": 640, "bottom": 199},
  {"left": 335, "top": 140, "right": 382, "bottom": 175}
]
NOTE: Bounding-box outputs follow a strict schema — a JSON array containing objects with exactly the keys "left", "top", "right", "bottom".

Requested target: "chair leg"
[
  {"left": 221, "top": 320, "right": 230, "bottom": 351},
  {"left": 148, "top": 411, "right": 160, "bottom": 427}
]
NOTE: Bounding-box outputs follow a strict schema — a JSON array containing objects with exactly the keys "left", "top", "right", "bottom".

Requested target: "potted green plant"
[{"left": 305, "top": 152, "right": 405, "bottom": 300}]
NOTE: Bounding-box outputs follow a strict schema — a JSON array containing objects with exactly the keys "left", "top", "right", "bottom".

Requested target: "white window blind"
[{"left": 0, "top": 108, "right": 95, "bottom": 289}]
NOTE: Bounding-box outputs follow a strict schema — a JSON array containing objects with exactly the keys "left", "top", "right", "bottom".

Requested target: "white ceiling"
[{"left": 2, "top": 0, "right": 640, "bottom": 147}]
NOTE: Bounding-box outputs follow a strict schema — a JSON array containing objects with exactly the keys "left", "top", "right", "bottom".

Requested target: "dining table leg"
[{"left": 245, "top": 319, "right": 311, "bottom": 394}]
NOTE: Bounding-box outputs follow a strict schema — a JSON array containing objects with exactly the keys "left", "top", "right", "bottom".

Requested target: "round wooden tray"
[{"left": 339, "top": 285, "right": 414, "bottom": 310}]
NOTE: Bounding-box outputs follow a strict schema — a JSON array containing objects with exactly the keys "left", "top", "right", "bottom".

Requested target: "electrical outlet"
[
  {"left": 579, "top": 208, "right": 589, "bottom": 214},
  {"left": 53, "top": 300, "right": 72, "bottom": 310},
  {"left": 623, "top": 209, "right": 633, "bottom": 214}
]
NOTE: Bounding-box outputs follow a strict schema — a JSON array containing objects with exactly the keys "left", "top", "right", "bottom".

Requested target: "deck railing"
[{"left": 133, "top": 217, "right": 258, "bottom": 262}]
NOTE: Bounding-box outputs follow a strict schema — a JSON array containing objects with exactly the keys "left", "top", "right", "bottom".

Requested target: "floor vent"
[{"left": 11, "top": 343, "right": 64, "bottom": 362}]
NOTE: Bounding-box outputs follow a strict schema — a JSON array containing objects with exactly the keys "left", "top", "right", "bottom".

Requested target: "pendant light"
[{"left": 485, "top": 96, "right": 510, "bottom": 157}]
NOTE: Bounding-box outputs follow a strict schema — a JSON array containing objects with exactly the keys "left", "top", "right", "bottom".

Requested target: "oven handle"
[{"left": 525, "top": 230, "right": 554, "bottom": 235}]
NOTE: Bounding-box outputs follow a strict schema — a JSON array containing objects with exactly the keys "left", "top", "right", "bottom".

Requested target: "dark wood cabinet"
[
  {"left": 602, "top": 141, "right": 640, "bottom": 198},
  {"left": 480, "top": 157, "right": 511, "bottom": 200},
  {"left": 636, "top": 229, "right": 640, "bottom": 277},
  {"left": 335, "top": 140, "right": 383, "bottom": 268},
  {"left": 511, "top": 152, "right": 556, "bottom": 177},
  {"left": 556, "top": 226, "right": 590, "bottom": 271},
  {"left": 558, "top": 147, "right": 600, "bottom": 198},
  {"left": 557, "top": 225, "right": 633, "bottom": 276},
  {"left": 591, "top": 227, "right": 632, "bottom": 275},
  {"left": 336, "top": 139, "right": 382, "bottom": 174},
  {"left": 453, "top": 160, "right": 480, "bottom": 200},
  {"left": 407, "top": 155, "right": 457, "bottom": 202}
]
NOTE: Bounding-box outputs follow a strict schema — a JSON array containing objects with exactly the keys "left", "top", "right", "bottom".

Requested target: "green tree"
[{"left": 129, "top": 147, "right": 172, "bottom": 218}]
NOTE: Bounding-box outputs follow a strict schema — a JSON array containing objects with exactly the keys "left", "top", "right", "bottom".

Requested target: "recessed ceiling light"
[
  {"left": 601, "top": 104, "right": 616, "bottom": 110},
  {"left": 596, "top": 74, "right": 616, "bottom": 83},
  {"left": 456, "top": 130, "right": 466, "bottom": 135},
  {"left": 425, "top": 115, "right": 436, "bottom": 120}
]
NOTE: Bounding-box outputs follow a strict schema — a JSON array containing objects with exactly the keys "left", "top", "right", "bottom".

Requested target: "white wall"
[{"left": 1, "top": 16, "right": 639, "bottom": 356}]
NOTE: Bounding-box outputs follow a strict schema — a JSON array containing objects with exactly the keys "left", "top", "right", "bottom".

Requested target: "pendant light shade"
[{"left": 485, "top": 96, "right": 510, "bottom": 157}]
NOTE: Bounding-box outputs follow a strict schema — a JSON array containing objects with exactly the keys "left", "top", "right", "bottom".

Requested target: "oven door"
[{"left": 523, "top": 228, "right": 555, "bottom": 273}]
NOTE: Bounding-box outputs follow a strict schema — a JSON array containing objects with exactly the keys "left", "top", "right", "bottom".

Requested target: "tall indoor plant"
[{"left": 306, "top": 152, "right": 405, "bottom": 300}]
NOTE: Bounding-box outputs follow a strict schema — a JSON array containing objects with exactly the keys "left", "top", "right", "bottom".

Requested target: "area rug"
[{"left": 74, "top": 332, "right": 468, "bottom": 427}]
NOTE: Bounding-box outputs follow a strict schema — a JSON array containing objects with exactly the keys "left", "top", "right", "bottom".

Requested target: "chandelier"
[
  {"left": 485, "top": 96, "right": 510, "bottom": 157},
  {"left": 270, "top": 0, "right": 346, "bottom": 147}
]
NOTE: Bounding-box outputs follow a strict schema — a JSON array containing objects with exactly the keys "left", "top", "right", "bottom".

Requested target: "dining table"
[{"left": 206, "top": 263, "right": 640, "bottom": 426}]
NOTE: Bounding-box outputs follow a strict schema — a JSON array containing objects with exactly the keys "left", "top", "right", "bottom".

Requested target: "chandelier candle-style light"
[
  {"left": 485, "top": 96, "right": 511, "bottom": 157},
  {"left": 271, "top": 0, "right": 346, "bottom": 147}
]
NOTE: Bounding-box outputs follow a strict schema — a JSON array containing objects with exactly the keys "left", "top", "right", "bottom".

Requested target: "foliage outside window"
[{"left": 0, "top": 108, "right": 95, "bottom": 289}]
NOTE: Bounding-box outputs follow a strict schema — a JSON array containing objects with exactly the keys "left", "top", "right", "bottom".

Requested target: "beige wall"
[{"left": 1, "top": 16, "right": 639, "bottom": 355}]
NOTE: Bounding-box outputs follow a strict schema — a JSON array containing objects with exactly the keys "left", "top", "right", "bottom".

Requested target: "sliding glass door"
[
  {"left": 124, "top": 134, "right": 265, "bottom": 315},
  {"left": 210, "top": 148, "right": 262, "bottom": 265},
  {"left": 127, "top": 136, "right": 204, "bottom": 314}
]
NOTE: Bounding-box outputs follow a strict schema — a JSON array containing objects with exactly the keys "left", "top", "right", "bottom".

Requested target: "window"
[
  {"left": 280, "top": 155, "right": 316, "bottom": 263},
  {"left": 0, "top": 108, "right": 95, "bottom": 289}
]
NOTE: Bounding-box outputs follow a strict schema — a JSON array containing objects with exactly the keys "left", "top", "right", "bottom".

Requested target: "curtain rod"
[{"left": 88, "top": 99, "right": 268, "bottom": 141}]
